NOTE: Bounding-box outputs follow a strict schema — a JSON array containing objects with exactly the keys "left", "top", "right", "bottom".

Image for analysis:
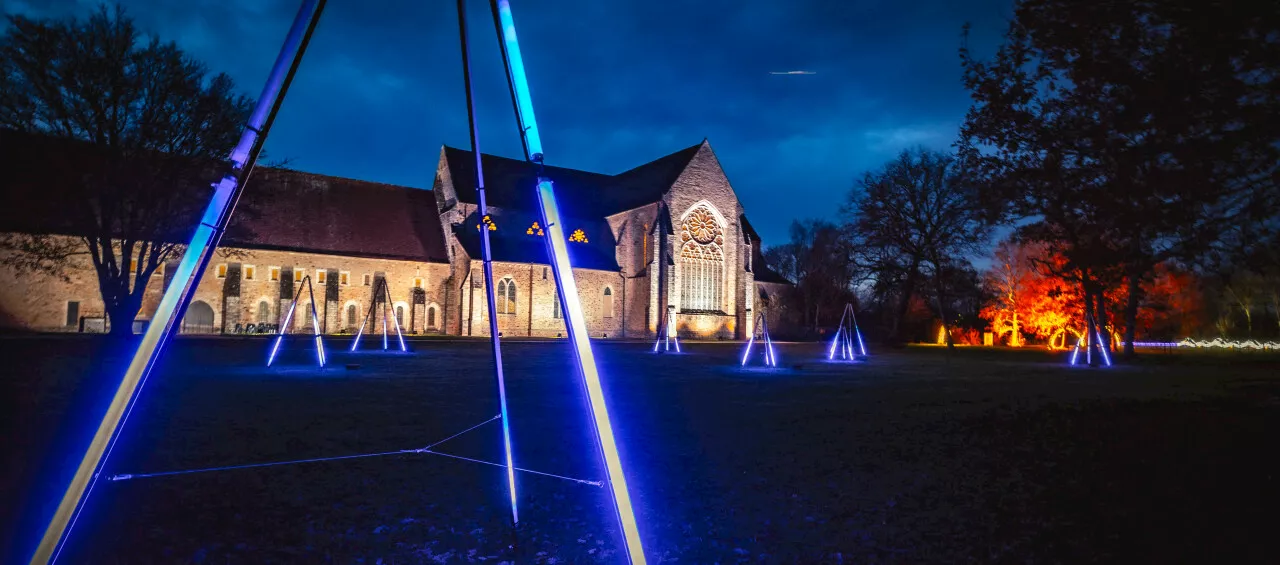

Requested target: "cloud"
[{"left": 862, "top": 123, "right": 957, "bottom": 154}]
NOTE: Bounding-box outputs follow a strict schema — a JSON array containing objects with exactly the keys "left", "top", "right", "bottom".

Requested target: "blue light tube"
[
  {"left": 536, "top": 179, "right": 646, "bottom": 563},
  {"left": 28, "top": 1, "right": 325, "bottom": 562}
]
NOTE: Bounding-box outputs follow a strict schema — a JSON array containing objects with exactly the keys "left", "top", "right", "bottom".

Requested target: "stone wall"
[
  {"left": 457, "top": 260, "right": 627, "bottom": 338},
  {"left": 0, "top": 234, "right": 451, "bottom": 335}
]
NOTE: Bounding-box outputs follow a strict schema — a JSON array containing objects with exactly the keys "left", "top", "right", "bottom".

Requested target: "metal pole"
[
  {"left": 457, "top": 0, "right": 520, "bottom": 532},
  {"left": 29, "top": 1, "right": 327, "bottom": 562},
  {"left": 488, "top": 1, "right": 646, "bottom": 562}
]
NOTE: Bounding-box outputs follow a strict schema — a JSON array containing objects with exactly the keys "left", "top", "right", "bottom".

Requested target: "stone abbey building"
[{"left": 0, "top": 134, "right": 790, "bottom": 339}]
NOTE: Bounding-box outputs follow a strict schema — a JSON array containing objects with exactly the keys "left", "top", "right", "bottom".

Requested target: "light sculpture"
[
  {"left": 652, "top": 305, "right": 681, "bottom": 353},
  {"left": 741, "top": 311, "right": 778, "bottom": 368},
  {"left": 33, "top": 0, "right": 646, "bottom": 562},
  {"left": 1069, "top": 311, "right": 1112, "bottom": 367},
  {"left": 827, "top": 303, "right": 868, "bottom": 361},
  {"left": 488, "top": 0, "right": 646, "bottom": 560},
  {"left": 349, "top": 276, "right": 407, "bottom": 353},
  {"left": 267, "top": 275, "right": 327, "bottom": 367}
]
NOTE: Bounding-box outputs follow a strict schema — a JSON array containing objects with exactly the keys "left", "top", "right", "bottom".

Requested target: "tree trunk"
[
  {"left": 105, "top": 294, "right": 143, "bottom": 337},
  {"left": 889, "top": 259, "right": 920, "bottom": 344},
  {"left": 933, "top": 266, "right": 954, "bottom": 350},
  {"left": 1123, "top": 267, "right": 1142, "bottom": 359},
  {"left": 1096, "top": 285, "right": 1112, "bottom": 358},
  {"left": 1083, "top": 280, "right": 1096, "bottom": 366}
]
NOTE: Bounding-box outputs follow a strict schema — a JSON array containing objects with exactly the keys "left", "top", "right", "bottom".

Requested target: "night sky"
[{"left": 7, "top": 0, "right": 1010, "bottom": 246}]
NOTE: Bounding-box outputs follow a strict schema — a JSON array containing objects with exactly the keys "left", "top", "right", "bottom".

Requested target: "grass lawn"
[{"left": 2, "top": 336, "right": 1278, "bottom": 563}]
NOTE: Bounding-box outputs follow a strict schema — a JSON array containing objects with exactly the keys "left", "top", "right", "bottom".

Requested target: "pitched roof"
[
  {"left": 442, "top": 141, "right": 703, "bottom": 218},
  {"left": 0, "top": 129, "right": 448, "bottom": 263},
  {"left": 229, "top": 169, "right": 448, "bottom": 263}
]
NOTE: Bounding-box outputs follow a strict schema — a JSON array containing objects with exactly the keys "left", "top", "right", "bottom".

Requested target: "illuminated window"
[
  {"left": 243, "top": 265, "right": 255, "bottom": 281},
  {"left": 603, "top": 287, "right": 614, "bottom": 318},
  {"left": 526, "top": 221, "right": 544, "bottom": 236},
  {"left": 679, "top": 206, "right": 725, "bottom": 312},
  {"left": 363, "top": 274, "right": 371, "bottom": 286},
  {"left": 569, "top": 229, "right": 588, "bottom": 243},
  {"left": 414, "top": 277, "right": 424, "bottom": 289},
  {"left": 317, "top": 271, "right": 327, "bottom": 285},
  {"left": 496, "top": 278, "right": 516, "bottom": 315},
  {"left": 129, "top": 259, "right": 138, "bottom": 273},
  {"left": 294, "top": 268, "right": 304, "bottom": 282},
  {"left": 216, "top": 264, "right": 227, "bottom": 279},
  {"left": 339, "top": 271, "right": 349, "bottom": 285},
  {"left": 269, "top": 266, "right": 280, "bottom": 282}
]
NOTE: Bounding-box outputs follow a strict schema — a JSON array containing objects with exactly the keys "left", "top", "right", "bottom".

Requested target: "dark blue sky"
[{"left": 7, "top": 0, "right": 1010, "bottom": 246}]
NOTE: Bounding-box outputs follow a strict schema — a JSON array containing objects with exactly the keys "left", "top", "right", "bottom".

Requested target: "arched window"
[
  {"left": 395, "top": 305, "right": 405, "bottom": 326},
  {"left": 257, "top": 300, "right": 270, "bottom": 323},
  {"left": 496, "top": 278, "right": 516, "bottom": 314},
  {"left": 603, "top": 287, "right": 614, "bottom": 318},
  {"left": 427, "top": 306, "right": 437, "bottom": 328},
  {"left": 679, "top": 205, "right": 725, "bottom": 312},
  {"left": 552, "top": 291, "right": 562, "bottom": 319},
  {"left": 347, "top": 304, "right": 358, "bottom": 327}
]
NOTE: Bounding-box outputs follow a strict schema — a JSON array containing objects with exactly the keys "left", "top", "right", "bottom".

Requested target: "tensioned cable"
[{"left": 106, "top": 415, "right": 600, "bottom": 488}]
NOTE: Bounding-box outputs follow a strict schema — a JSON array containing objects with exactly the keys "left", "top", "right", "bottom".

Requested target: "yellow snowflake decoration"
[
  {"left": 476, "top": 215, "right": 496, "bottom": 231},
  {"left": 568, "top": 229, "right": 589, "bottom": 243},
  {"left": 526, "top": 221, "right": 544, "bottom": 236}
]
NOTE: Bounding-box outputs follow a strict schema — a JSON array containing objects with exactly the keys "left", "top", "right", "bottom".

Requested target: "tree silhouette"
[
  {"left": 0, "top": 6, "right": 251, "bottom": 335},
  {"left": 960, "top": 0, "right": 1280, "bottom": 358},
  {"left": 845, "top": 147, "right": 991, "bottom": 348}
]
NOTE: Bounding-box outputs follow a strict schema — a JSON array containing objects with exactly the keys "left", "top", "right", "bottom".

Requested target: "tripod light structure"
[
  {"left": 348, "top": 277, "right": 407, "bottom": 353},
  {"left": 1068, "top": 311, "right": 1113, "bottom": 367},
  {"left": 740, "top": 311, "right": 778, "bottom": 368},
  {"left": 652, "top": 305, "right": 681, "bottom": 353},
  {"left": 30, "top": 1, "right": 648, "bottom": 563},
  {"left": 827, "top": 303, "right": 868, "bottom": 361},
  {"left": 266, "top": 275, "right": 328, "bottom": 367}
]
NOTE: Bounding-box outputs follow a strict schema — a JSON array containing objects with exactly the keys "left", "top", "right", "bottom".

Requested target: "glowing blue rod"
[
  {"left": 392, "top": 309, "right": 406, "bottom": 352},
  {"left": 856, "top": 329, "right": 867, "bottom": 356},
  {"left": 267, "top": 300, "right": 299, "bottom": 367},
  {"left": 28, "top": 2, "right": 326, "bottom": 562},
  {"left": 536, "top": 181, "right": 645, "bottom": 561},
  {"left": 382, "top": 301, "right": 389, "bottom": 350},
  {"left": 827, "top": 328, "right": 841, "bottom": 360},
  {"left": 496, "top": 1, "right": 645, "bottom": 560},
  {"left": 765, "top": 333, "right": 777, "bottom": 367},
  {"left": 1096, "top": 330, "right": 1112, "bottom": 367},
  {"left": 308, "top": 298, "right": 325, "bottom": 367},
  {"left": 741, "top": 336, "right": 754, "bottom": 366},
  {"left": 460, "top": 0, "right": 519, "bottom": 530},
  {"left": 350, "top": 316, "right": 367, "bottom": 351},
  {"left": 495, "top": 0, "right": 543, "bottom": 159}
]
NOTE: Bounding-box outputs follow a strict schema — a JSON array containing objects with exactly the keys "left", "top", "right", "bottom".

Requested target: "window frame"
[
  {"left": 269, "top": 266, "right": 281, "bottom": 282},
  {"left": 215, "top": 263, "right": 228, "bottom": 279},
  {"left": 243, "top": 264, "right": 256, "bottom": 281}
]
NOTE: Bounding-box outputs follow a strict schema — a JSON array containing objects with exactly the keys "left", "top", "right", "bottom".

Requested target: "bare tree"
[
  {"left": 0, "top": 6, "right": 250, "bottom": 335},
  {"left": 845, "top": 147, "right": 992, "bottom": 348}
]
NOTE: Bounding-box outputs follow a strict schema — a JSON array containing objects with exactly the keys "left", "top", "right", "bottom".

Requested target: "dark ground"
[{"left": 2, "top": 336, "right": 1279, "bottom": 564}]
